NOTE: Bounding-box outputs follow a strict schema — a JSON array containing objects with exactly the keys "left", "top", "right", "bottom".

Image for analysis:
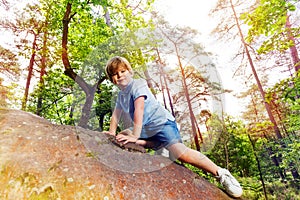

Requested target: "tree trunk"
[
  {"left": 175, "top": 44, "right": 201, "bottom": 151},
  {"left": 163, "top": 67, "right": 175, "bottom": 117},
  {"left": 62, "top": 2, "right": 100, "bottom": 128},
  {"left": 37, "top": 28, "right": 48, "bottom": 116},
  {"left": 224, "top": 132, "right": 229, "bottom": 170},
  {"left": 22, "top": 33, "right": 37, "bottom": 111},
  {"left": 159, "top": 68, "right": 167, "bottom": 109},
  {"left": 78, "top": 85, "right": 97, "bottom": 128},
  {"left": 144, "top": 68, "right": 156, "bottom": 98},
  {"left": 156, "top": 49, "right": 175, "bottom": 117},
  {"left": 286, "top": 15, "right": 300, "bottom": 73},
  {"left": 248, "top": 134, "right": 268, "bottom": 200},
  {"left": 98, "top": 113, "right": 105, "bottom": 132},
  {"left": 229, "top": 0, "right": 282, "bottom": 140}
]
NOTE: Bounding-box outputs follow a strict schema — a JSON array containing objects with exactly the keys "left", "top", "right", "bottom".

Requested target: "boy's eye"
[{"left": 112, "top": 70, "right": 126, "bottom": 75}]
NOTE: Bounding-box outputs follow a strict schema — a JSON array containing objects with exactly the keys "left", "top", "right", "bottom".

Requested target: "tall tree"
[
  {"left": 238, "top": 0, "right": 300, "bottom": 179},
  {"left": 0, "top": 2, "right": 58, "bottom": 111},
  {"left": 211, "top": 0, "right": 283, "bottom": 139},
  {"left": 157, "top": 26, "right": 202, "bottom": 150},
  {"left": 210, "top": 0, "right": 291, "bottom": 181},
  {"left": 152, "top": 14, "right": 223, "bottom": 151}
]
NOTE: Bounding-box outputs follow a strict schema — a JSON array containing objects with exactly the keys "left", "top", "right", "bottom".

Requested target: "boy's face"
[{"left": 111, "top": 64, "right": 132, "bottom": 89}]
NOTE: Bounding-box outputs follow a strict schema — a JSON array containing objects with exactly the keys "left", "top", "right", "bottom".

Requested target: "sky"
[{"left": 154, "top": 0, "right": 217, "bottom": 35}]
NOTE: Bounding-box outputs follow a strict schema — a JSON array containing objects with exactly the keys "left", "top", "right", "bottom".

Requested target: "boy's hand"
[
  {"left": 102, "top": 131, "right": 115, "bottom": 136},
  {"left": 116, "top": 134, "right": 137, "bottom": 145}
]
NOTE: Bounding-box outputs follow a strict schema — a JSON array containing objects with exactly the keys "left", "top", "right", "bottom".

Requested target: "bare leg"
[
  {"left": 136, "top": 139, "right": 159, "bottom": 149},
  {"left": 167, "top": 143, "right": 219, "bottom": 176},
  {"left": 168, "top": 143, "right": 243, "bottom": 198}
]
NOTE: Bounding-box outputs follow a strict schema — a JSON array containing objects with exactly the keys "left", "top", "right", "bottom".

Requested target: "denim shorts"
[{"left": 141, "top": 119, "right": 182, "bottom": 150}]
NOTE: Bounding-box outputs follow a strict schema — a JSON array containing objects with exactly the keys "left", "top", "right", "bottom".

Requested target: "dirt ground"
[{"left": 0, "top": 108, "right": 234, "bottom": 200}]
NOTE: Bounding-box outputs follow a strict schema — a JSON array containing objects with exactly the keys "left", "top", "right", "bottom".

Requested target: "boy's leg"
[
  {"left": 136, "top": 139, "right": 156, "bottom": 148},
  {"left": 167, "top": 143, "right": 219, "bottom": 175},
  {"left": 167, "top": 143, "right": 243, "bottom": 198}
]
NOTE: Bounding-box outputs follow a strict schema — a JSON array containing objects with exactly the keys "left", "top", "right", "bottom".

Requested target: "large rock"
[{"left": 0, "top": 109, "right": 233, "bottom": 200}]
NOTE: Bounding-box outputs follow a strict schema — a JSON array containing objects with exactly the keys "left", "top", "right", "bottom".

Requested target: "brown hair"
[{"left": 105, "top": 56, "right": 133, "bottom": 82}]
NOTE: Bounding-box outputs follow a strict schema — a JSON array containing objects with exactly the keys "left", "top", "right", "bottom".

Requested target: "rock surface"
[{"left": 0, "top": 108, "right": 233, "bottom": 200}]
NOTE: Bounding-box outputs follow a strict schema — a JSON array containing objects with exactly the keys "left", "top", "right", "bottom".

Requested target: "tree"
[
  {"left": 266, "top": 73, "right": 300, "bottom": 180},
  {"left": 208, "top": 117, "right": 257, "bottom": 175},
  {"left": 155, "top": 22, "right": 202, "bottom": 150},
  {"left": 153, "top": 48, "right": 175, "bottom": 116},
  {"left": 0, "top": 45, "right": 20, "bottom": 108},
  {"left": 210, "top": 0, "right": 300, "bottom": 184},
  {"left": 27, "top": 67, "right": 75, "bottom": 125},
  {"left": 240, "top": 81, "right": 270, "bottom": 125},
  {"left": 211, "top": 0, "right": 284, "bottom": 138},
  {"left": 61, "top": 0, "right": 155, "bottom": 128},
  {"left": 242, "top": 0, "right": 300, "bottom": 73},
  {"left": 241, "top": 0, "right": 300, "bottom": 181},
  {"left": 151, "top": 14, "right": 224, "bottom": 151},
  {"left": 0, "top": 3, "right": 52, "bottom": 111}
]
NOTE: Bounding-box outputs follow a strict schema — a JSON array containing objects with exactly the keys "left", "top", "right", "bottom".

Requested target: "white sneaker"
[{"left": 216, "top": 168, "right": 243, "bottom": 198}]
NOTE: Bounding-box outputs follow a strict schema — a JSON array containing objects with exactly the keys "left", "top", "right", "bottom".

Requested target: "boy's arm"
[
  {"left": 116, "top": 96, "right": 144, "bottom": 144},
  {"left": 132, "top": 96, "right": 144, "bottom": 137},
  {"left": 104, "top": 108, "right": 121, "bottom": 136}
]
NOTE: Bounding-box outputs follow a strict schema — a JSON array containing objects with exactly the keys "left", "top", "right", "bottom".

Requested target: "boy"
[{"left": 103, "top": 56, "right": 243, "bottom": 198}]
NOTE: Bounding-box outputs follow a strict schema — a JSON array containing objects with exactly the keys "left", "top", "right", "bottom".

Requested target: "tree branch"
[{"left": 61, "top": 2, "right": 92, "bottom": 94}]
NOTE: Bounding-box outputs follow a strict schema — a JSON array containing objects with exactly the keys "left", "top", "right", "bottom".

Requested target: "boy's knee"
[{"left": 167, "top": 143, "right": 189, "bottom": 160}]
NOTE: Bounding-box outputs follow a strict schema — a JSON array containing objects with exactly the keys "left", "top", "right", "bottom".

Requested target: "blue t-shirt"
[{"left": 115, "top": 79, "right": 175, "bottom": 138}]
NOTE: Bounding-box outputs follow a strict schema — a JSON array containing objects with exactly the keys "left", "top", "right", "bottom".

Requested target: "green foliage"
[
  {"left": 238, "top": 177, "right": 300, "bottom": 200},
  {"left": 93, "top": 82, "right": 114, "bottom": 130},
  {"left": 4, "top": 82, "right": 23, "bottom": 109},
  {"left": 206, "top": 117, "right": 258, "bottom": 177},
  {"left": 241, "top": 73, "right": 300, "bottom": 198},
  {"left": 200, "top": 114, "right": 300, "bottom": 199},
  {"left": 266, "top": 72, "right": 300, "bottom": 132},
  {"left": 241, "top": 0, "right": 299, "bottom": 54},
  {"left": 27, "top": 68, "right": 76, "bottom": 125},
  {"left": 285, "top": 98, "right": 300, "bottom": 132},
  {"left": 281, "top": 136, "right": 300, "bottom": 174},
  {"left": 20, "top": 0, "right": 157, "bottom": 129},
  {"left": 265, "top": 179, "right": 299, "bottom": 199}
]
